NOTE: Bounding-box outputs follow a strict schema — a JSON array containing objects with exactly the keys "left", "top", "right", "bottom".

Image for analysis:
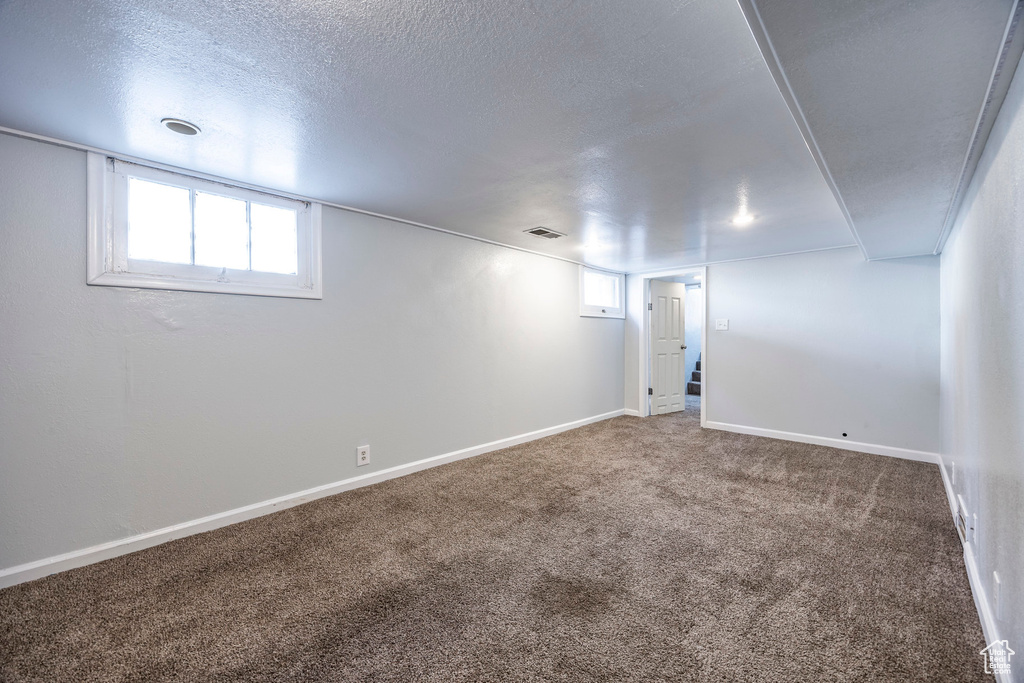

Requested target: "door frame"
[{"left": 637, "top": 266, "right": 708, "bottom": 425}]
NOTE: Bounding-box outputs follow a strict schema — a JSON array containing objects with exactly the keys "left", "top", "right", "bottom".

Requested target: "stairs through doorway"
[{"left": 687, "top": 353, "right": 701, "bottom": 396}]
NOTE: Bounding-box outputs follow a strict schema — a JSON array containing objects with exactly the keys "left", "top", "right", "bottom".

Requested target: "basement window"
[
  {"left": 87, "top": 153, "right": 322, "bottom": 299},
  {"left": 579, "top": 266, "right": 625, "bottom": 318}
]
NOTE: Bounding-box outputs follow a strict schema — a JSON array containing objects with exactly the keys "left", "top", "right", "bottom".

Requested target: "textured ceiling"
[
  {"left": 0, "top": 1, "right": 1012, "bottom": 271},
  {"left": 748, "top": 0, "right": 1018, "bottom": 260},
  {"left": 0, "top": 0, "right": 854, "bottom": 273}
]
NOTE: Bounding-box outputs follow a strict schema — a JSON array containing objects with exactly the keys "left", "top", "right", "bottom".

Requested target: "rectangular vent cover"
[
  {"left": 956, "top": 495, "right": 969, "bottom": 543},
  {"left": 525, "top": 227, "right": 565, "bottom": 239}
]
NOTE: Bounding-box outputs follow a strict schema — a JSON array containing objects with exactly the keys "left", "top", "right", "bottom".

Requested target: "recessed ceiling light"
[
  {"left": 161, "top": 118, "right": 200, "bottom": 136},
  {"left": 732, "top": 211, "right": 754, "bottom": 227}
]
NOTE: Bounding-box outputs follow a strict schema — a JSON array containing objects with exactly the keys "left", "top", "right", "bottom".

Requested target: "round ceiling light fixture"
[{"left": 161, "top": 118, "right": 201, "bottom": 136}]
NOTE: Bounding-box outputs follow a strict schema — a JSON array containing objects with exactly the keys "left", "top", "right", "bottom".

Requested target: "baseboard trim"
[
  {"left": 934, "top": 454, "right": 1009, "bottom": 682},
  {"left": 624, "top": 408, "right": 641, "bottom": 417},
  {"left": 0, "top": 409, "right": 624, "bottom": 589},
  {"left": 704, "top": 421, "right": 940, "bottom": 464},
  {"left": 937, "top": 454, "right": 958, "bottom": 517},
  {"left": 962, "top": 540, "right": 1009, "bottom": 682}
]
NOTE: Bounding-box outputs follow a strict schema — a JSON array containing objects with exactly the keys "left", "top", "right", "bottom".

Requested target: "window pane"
[
  {"left": 584, "top": 271, "right": 619, "bottom": 308},
  {"left": 250, "top": 203, "right": 298, "bottom": 274},
  {"left": 128, "top": 178, "right": 192, "bottom": 264},
  {"left": 194, "top": 192, "right": 249, "bottom": 270}
]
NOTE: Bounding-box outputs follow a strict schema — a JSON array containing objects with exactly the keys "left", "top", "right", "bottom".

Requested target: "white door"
[{"left": 650, "top": 280, "right": 687, "bottom": 414}]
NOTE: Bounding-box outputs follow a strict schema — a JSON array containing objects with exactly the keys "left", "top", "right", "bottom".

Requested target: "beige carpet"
[{"left": 0, "top": 399, "right": 989, "bottom": 681}]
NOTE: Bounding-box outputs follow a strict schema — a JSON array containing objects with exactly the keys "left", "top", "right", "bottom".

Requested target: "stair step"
[
  {"left": 695, "top": 360, "right": 701, "bottom": 371},
  {"left": 687, "top": 381, "right": 701, "bottom": 396},
  {"left": 691, "top": 370, "right": 701, "bottom": 382}
]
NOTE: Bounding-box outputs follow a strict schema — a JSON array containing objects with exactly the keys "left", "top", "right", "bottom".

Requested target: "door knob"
[{"left": 681, "top": 345, "right": 687, "bottom": 349}]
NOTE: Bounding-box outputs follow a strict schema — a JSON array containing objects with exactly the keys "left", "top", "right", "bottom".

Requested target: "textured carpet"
[{"left": 1, "top": 398, "right": 989, "bottom": 682}]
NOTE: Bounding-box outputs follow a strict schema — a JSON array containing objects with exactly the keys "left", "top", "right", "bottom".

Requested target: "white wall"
[
  {"left": 704, "top": 247, "right": 939, "bottom": 453},
  {"left": 940, "top": 47, "right": 1024, "bottom": 652},
  {"left": 623, "top": 249, "right": 939, "bottom": 454},
  {"left": 0, "top": 133, "right": 625, "bottom": 572},
  {"left": 684, "top": 285, "right": 703, "bottom": 390}
]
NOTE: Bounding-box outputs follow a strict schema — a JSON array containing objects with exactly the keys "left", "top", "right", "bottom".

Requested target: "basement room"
[{"left": 0, "top": 0, "right": 1021, "bottom": 681}]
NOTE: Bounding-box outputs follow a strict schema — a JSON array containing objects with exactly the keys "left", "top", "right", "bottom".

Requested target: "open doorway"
[{"left": 646, "top": 270, "right": 704, "bottom": 417}]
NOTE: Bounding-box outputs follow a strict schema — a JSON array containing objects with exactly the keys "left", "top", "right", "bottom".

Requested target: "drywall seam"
[
  {"left": 0, "top": 127, "right": 623, "bottom": 276},
  {"left": 0, "top": 409, "right": 624, "bottom": 589},
  {"left": 627, "top": 244, "right": 856, "bottom": 278},
  {"left": 933, "top": 0, "right": 1024, "bottom": 256},
  {"left": 704, "top": 420, "right": 939, "bottom": 463},
  {"left": 736, "top": 0, "right": 868, "bottom": 259}
]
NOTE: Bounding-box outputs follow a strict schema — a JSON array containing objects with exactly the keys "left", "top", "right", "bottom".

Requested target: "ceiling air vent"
[{"left": 525, "top": 227, "right": 565, "bottom": 239}]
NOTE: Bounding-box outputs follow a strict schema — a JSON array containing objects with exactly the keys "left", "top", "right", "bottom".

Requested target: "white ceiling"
[{"left": 0, "top": 1, "right": 1014, "bottom": 272}]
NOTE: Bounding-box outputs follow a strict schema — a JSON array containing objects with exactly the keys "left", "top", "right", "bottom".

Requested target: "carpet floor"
[{"left": 1, "top": 399, "right": 989, "bottom": 682}]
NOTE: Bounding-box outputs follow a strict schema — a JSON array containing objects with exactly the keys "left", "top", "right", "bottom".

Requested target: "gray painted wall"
[
  {"left": 623, "top": 248, "right": 939, "bottom": 453},
  {"left": 940, "top": 47, "right": 1024, "bottom": 651},
  {"left": 0, "top": 133, "right": 625, "bottom": 570},
  {"left": 704, "top": 247, "right": 939, "bottom": 452}
]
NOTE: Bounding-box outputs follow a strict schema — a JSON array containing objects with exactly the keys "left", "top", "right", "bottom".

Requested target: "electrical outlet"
[
  {"left": 715, "top": 318, "right": 729, "bottom": 331},
  {"left": 993, "top": 571, "right": 1002, "bottom": 621},
  {"left": 972, "top": 513, "right": 978, "bottom": 545},
  {"left": 356, "top": 445, "right": 370, "bottom": 467},
  {"left": 951, "top": 460, "right": 955, "bottom": 485}
]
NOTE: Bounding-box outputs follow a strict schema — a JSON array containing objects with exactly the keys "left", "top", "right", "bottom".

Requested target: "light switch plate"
[{"left": 716, "top": 319, "right": 729, "bottom": 331}]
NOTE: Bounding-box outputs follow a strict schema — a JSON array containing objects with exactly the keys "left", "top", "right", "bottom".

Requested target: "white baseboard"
[
  {"left": 963, "top": 541, "right": 1011, "bottom": 682},
  {"left": 624, "top": 408, "right": 641, "bottom": 417},
  {"left": 934, "top": 454, "right": 1011, "bottom": 683},
  {"left": 937, "top": 454, "right": 958, "bottom": 517},
  {"left": 704, "top": 421, "right": 940, "bottom": 463},
  {"left": 0, "top": 409, "right": 624, "bottom": 589}
]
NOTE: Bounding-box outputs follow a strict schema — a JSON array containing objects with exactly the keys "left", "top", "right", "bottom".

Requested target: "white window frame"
[
  {"left": 86, "top": 152, "right": 322, "bottom": 299},
  {"left": 579, "top": 266, "right": 625, "bottom": 318}
]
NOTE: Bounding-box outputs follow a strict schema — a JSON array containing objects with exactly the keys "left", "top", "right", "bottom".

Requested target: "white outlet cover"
[
  {"left": 715, "top": 318, "right": 729, "bottom": 331},
  {"left": 356, "top": 445, "right": 370, "bottom": 467}
]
